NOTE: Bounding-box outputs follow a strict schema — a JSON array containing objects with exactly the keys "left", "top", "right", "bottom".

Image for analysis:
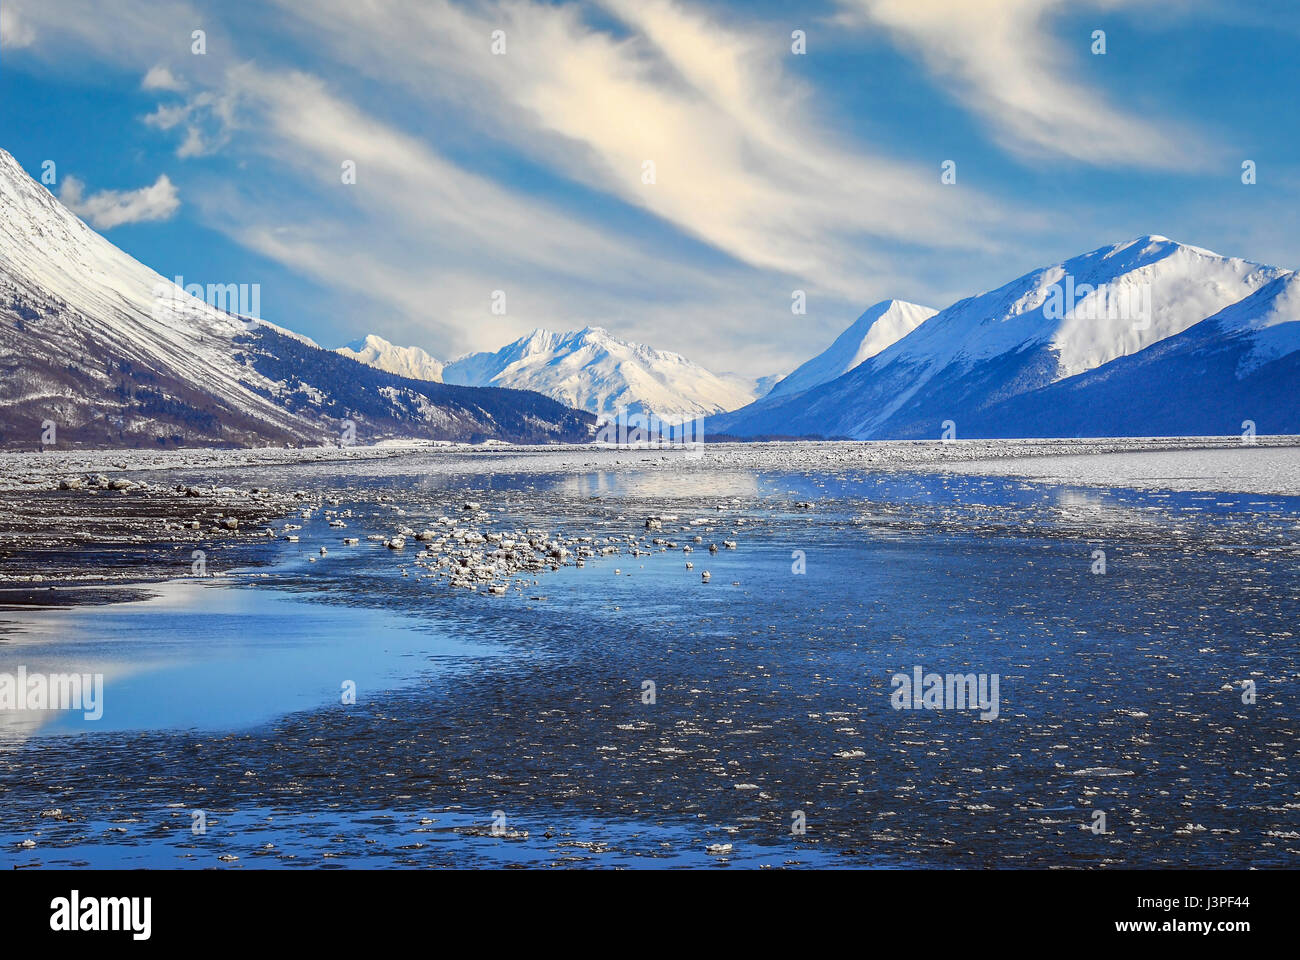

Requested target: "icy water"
[
  {"left": 1, "top": 460, "right": 1297, "bottom": 868},
  {"left": 0, "top": 583, "right": 498, "bottom": 737}
]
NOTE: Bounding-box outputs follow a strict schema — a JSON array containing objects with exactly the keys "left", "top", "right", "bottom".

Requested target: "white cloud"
[
  {"left": 837, "top": 0, "right": 1208, "bottom": 169},
  {"left": 143, "top": 89, "right": 236, "bottom": 157},
  {"left": 142, "top": 64, "right": 187, "bottom": 91},
  {"left": 0, "top": 6, "right": 37, "bottom": 47},
  {"left": 0, "top": 0, "right": 1051, "bottom": 374},
  {"left": 2, "top": 0, "right": 205, "bottom": 63},
  {"left": 14, "top": 0, "right": 1238, "bottom": 378},
  {"left": 190, "top": 63, "right": 831, "bottom": 369},
  {"left": 176, "top": 126, "right": 208, "bottom": 157},
  {"left": 230, "top": 215, "right": 810, "bottom": 376},
  {"left": 265, "top": 0, "right": 1015, "bottom": 300},
  {"left": 59, "top": 174, "right": 181, "bottom": 229},
  {"left": 142, "top": 103, "right": 188, "bottom": 130}
]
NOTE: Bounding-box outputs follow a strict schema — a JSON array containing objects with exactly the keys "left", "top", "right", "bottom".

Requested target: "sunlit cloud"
[
  {"left": 267, "top": 0, "right": 1014, "bottom": 299},
  {"left": 0, "top": 0, "right": 211, "bottom": 68},
  {"left": 3, "top": 0, "right": 1267, "bottom": 379},
  {"left": 836, "top": 0, "right": 1211, "bottom": 169},
  {"left": 59, "top": 173, "right": 181, "bottom": 229},
  {"left": 0, "top": 6, "right": 37, "bottom": 48}
]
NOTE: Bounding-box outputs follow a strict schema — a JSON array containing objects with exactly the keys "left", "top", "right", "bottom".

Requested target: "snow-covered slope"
[
  {"left": 958, "top": 271, "right": 1300, "bottom": 437},
  {"left": 766, "top": 299, "right": 936, "bottom": 399},
  {"left": 712, "top": 237, "right": 1290, "bottom": 439},
  {"left": 0, "top": 148, "right": 306, "bottom": 442},
  {"left": 337, "top": 334, "right": 445, "bottom": 382},
  {"left": 442, "top": 326, "right": 756, "bottom": 422},
  {"left": 0, "top": 148, "right": 593, "bottom": 447}
]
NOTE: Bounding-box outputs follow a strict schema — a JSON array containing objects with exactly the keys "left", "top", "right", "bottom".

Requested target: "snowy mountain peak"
[
  {"left": 0, "top": 147, "right": 593, "bottom": 446},
  {"left": 712, "top": 235, "right": 1295, "bottom": 440},
  {"left": 883, "top": 236, "right": 1287, "bottom": 385},
  {"left": 336, "top": 333, "right": 445, "bottom": 382},
  {"left": 1091, "top": 234, "right": 1223, "bottom": 270},
  {"left": 0, "top": 146, "right": 296, "bottom": 426},
  {"left": 523, "top": 327, "right": 558, "bottom": 347},
  {"left": 1035, "top": 237, "right": 1284, "bottom": 379},
  {"left": 766, "top": 298, "right": 937, "bottom": 399},
  {"left": 442, "top": 326, "right": 756, "bottom": 422}
]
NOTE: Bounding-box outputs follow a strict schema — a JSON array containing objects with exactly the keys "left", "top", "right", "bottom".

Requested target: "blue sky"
[{"left": 2, "top": 0, "right": 1297, "bottom": 379}]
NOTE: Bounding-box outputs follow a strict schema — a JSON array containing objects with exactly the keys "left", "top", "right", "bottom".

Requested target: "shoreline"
[
  {"left": 2, "top": 437, "right": 1296, "bottom": 595},
  {"left": 4, "top": 434, "right": 1299, "bottom": 489}
]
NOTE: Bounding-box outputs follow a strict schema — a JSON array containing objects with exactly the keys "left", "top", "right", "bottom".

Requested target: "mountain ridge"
[
  {"left": 0, "top": 147, "right": 594, "bottom": 448},
  {"left": 336, "top": 334, "right": 446, "bottom": 383},
  {"left": 765, "top": 299, "right": 937, "bottom": 400},
  {"left": 439, "top": 325, "right": 756, "bottom": 423},
  {"left": 710, "top": 236, "right": 1295, "bottom": 439}
]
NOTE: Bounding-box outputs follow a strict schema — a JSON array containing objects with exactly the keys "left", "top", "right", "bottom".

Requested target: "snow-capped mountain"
[
  {"left": 711, "top": 237, "right": 1293, "bottom": 439},
  {"left": 441, "top": 326, "right": 756, "bottom": 422},
  {"left": 958, "top": 271, "right": 1300, "bottom": 437},
  {"left": 765, "top": 299, "right": 936, "bottom": 399},
  {"left": 0, "top": 148, "right": 592, "bottom": 447},
  {"left": 336, "top": 334, "right": 445, "bottom": 382}
]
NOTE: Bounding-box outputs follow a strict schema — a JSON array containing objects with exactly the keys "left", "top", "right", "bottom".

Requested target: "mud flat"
[
  {"left": 0, "top": 480, "right": 315, "bottom": 598},
  {"left": 941, "top": 444, "right": 1300, "bottom": 496},
  {"left": 4, "top": 435, "right": 1298, "bottom": 491},
  {"left": 3, "top": 437, "right": 1296, "bottom": 595},
  {"left": 1, "top": 437, "right": 1297, "bottom": 868}
]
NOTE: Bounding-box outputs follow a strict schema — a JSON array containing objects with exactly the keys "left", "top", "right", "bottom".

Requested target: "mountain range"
[
  {"left": 338, "top": 327, "right": 758, "bottom": 424},
  {"left": 335, "top": 301, "right": 941, "bottom": 427},
  {"left": 3, "top": 140, "right": 1296, "bottom": 447},
  {"left": 0, "top": 148, "right": 593, "bottom": 448},
  {"left": 711, "top": 236, "right": 1298, "bottom": 439}
]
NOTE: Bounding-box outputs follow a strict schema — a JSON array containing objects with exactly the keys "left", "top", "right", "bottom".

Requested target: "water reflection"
[
  {"left": 0, "top": 581, "right": 496, "bottom": 740},
  {"left": 557, "top": 469, "right": 761, "bottom": 500}
]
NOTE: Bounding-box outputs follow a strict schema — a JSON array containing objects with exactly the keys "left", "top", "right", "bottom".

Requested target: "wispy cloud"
[
  {"left": 0, "top": 0, "right": 212, "bottom": 68},
  {"left": 0, "top": 6, "right": 37, "bottom": 47},
  {"left": 268, "top": 0, "right": 1013, "bottom": 299},
  {"left": 6, "top": 0, "right": 1260, "bottom": 378},
  {"left": 60, "top": 174, "right": 181, "bottom": 229},
  {"left": 142, "top": 80, "right": 238, "bottom": 158},
  {"left": 837, "top": 0, "right": 1209, "bottom": 169},
  {"left": 187, "top": 63, "right": 817, "bottom": 369}
]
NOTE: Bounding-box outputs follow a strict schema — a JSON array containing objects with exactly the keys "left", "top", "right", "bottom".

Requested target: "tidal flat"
[{"left": 1, "top": 439, "right": 1297, "bottom": 868}]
